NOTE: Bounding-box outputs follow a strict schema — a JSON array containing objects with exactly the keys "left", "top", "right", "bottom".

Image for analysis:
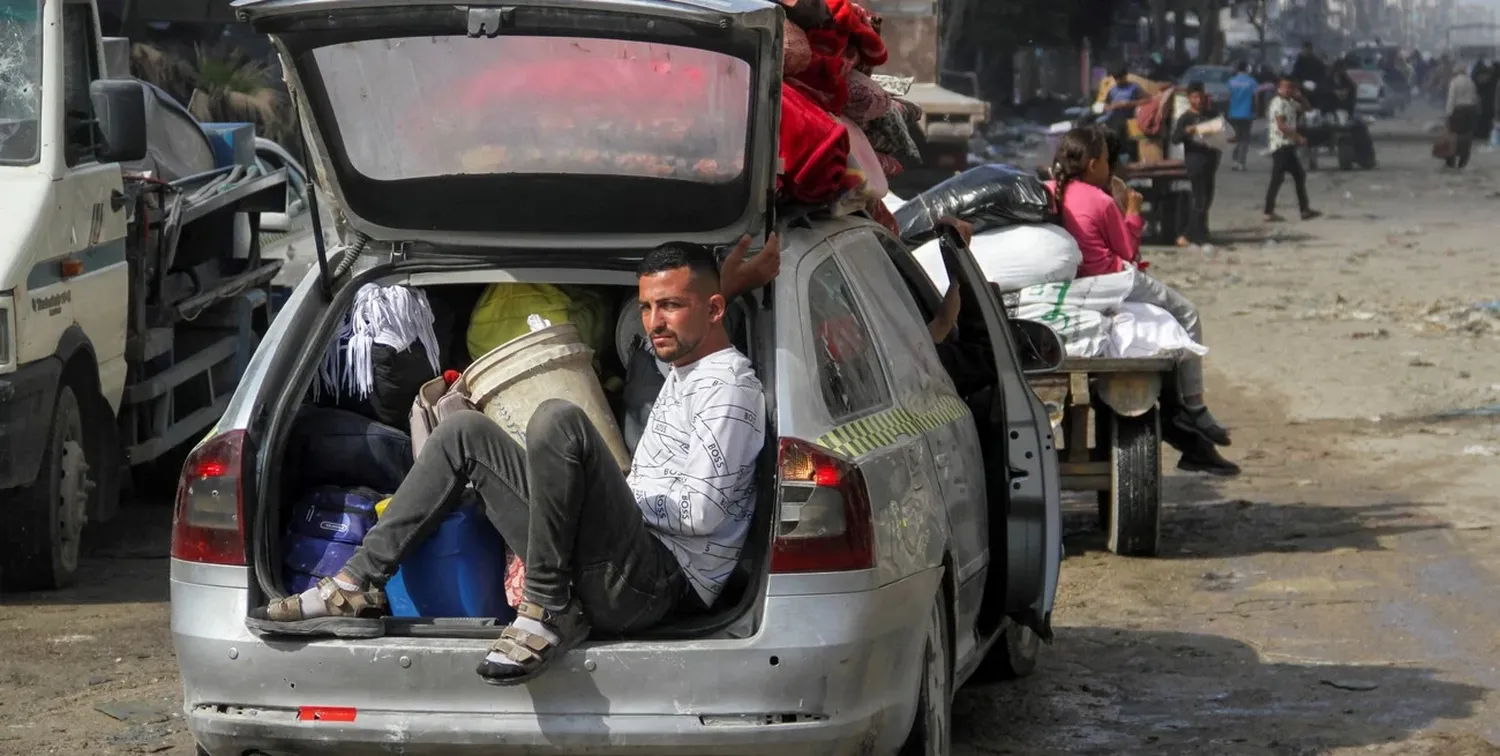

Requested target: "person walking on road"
[
  {"left": 1471, "top": 59, "right": 1496, "bottom": 145},
  {"left": 1227, "top": 62, "right": 1259, "bottom": 170},
  {"left": 1445, "top": 66, "right": 1480, "bottom": 170},
  {"left": 1264, "top": 77, "right": 1322, "bottom": 223},
  {"left": 1172, "top": 82, "right": 1223, "bottom": 247}
]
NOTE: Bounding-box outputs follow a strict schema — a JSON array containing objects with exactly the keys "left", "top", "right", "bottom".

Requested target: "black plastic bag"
[
  {"left": 284, "top": 406, "right": 413, "bottom": 495},
  {"left": 895, "top": 164, "right": 1056, "bottom": 243},
  {"left": 368, "top": 294, "right": 458, "bottom": 431}
]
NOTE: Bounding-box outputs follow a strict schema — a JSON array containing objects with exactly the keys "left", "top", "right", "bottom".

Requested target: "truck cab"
[{"left": 0, "top": 0, "right": 287, "bottom": 591}]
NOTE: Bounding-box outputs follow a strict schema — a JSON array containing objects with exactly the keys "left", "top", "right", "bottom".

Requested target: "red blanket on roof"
[
  {"left": 779, "top": 83, "right": 857, "bottom": 204},
  {"left": 786, "top": 0, "right": 887, "bottom": 114},
  {"left": 832, "top": 0, "right": 887, "bottom": 68}
]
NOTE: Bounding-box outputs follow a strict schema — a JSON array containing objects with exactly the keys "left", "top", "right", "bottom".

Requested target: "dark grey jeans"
[{"left": 341, "top": 401, "right": 687, "bottom": 633}]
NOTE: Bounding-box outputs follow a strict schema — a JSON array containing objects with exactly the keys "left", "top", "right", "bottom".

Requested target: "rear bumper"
[
  {"left": 173, "top": 560, "right": 940, "bottom": 756},
  {"left": 188, "top": 708, "right": 883, "bottom": 756},
  {"left": 0, "top": 356, "right": 61, "bottom": 489}
]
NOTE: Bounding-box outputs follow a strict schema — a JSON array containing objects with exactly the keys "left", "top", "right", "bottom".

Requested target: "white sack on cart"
[
  {"left": 1107, "top": 302, "right": 1209, "bottom": 360},
  {"left": 910, "top": 223, "right": 1081, "bottom": 294}
]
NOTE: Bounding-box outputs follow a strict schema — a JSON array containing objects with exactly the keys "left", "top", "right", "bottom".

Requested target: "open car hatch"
[{"left": 232, "top": 0, "right": 783, "bottom": 265}]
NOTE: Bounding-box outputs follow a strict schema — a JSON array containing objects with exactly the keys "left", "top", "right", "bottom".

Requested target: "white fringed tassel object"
[{"left": 316, "top": 283, "right": 442, "bottom": 402}]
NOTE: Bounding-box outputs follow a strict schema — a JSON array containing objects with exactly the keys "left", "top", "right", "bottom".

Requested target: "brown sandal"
[
  {"left": 245, "top": 577, "right": 388, "bottom": 639},
  {"left": 476, "top": 600, "right": 590, "bottom": 686}
]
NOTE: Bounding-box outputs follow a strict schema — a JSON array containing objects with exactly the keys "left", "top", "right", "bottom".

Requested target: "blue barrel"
[{"left": 384, "top": 498, "right": 513, "bottom": 622}]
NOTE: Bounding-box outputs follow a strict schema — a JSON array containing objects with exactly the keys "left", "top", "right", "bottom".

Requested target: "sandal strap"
[
  {"left": 516, "top": 601, "right": 550, "bottom": 623},
  {"left": 488, "top": 626, "right": 553, "bottom": 666},
  {"left": 266, "top": 594, "right": 305, "bottom": 622},
  {"left": 312, "top": 578, "right": 388, "bottom": 618},
  {"left": 489, "top": 636, "right": 544, "bottom": 665}
]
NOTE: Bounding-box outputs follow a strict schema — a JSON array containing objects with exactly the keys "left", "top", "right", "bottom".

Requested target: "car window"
[
  {"left": 870, "top": 230, "right": 943, "bottom": 320},
  {"left": 806, "top": 254, "right": 891, "bottom": 421}
]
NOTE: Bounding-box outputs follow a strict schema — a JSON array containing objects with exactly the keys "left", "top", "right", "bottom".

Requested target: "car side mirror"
[
  {"left": 89, "top": 79, "right": 148, "bottom": 164},
  {"left": 1011, "top": 318, "right": 1065, "bottom": 375}
]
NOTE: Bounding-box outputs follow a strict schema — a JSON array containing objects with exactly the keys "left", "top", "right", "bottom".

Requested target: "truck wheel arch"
[{"left": 53, "top": 325, "right": 99, "bottom": 387}]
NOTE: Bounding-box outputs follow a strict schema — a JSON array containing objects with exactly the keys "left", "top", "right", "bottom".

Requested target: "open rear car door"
[{"left": 232, "top": 0, "right": 784, "bottom": 286}]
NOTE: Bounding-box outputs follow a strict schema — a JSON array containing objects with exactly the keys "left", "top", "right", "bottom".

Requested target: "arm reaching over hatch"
[{"left": 719, "top": 233, "right": 781, "bottom": 301}]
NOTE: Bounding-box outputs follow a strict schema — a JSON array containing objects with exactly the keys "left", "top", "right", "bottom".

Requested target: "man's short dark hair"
[
  {"left": 1236, "top": 61, "right": 1248, "bottom": 73},
  {"left": 1186, "top": 80, "right": 1206, "bottom": 95},
  {"left": 638, "top": 242, "right": 721, "bottom": 291}
]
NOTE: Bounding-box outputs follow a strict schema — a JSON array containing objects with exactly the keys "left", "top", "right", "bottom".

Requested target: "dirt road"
[{"left": 5, "top": 110, "right": 1500, "bottom": 755}]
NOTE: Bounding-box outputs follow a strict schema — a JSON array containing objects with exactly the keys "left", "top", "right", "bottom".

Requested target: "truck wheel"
[
  {"left": 1, "top": 386, "right": 94, "bottom": 591},
  {"left": 1105, "top": 408, "right": 1161, "bottom": 558}
]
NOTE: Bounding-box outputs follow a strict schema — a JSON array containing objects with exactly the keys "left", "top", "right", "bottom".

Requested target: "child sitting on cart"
[{"left": 1046, "top": 126, "right": 1234, "bottom": 459}]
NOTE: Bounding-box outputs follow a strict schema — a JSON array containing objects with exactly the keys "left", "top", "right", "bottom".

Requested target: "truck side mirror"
[
  {"left": 88, "top": 79, "right": 148, "bottom": 164},
  {"left": 1011, "top": 318, "right": 1065, "bottom": 375}
]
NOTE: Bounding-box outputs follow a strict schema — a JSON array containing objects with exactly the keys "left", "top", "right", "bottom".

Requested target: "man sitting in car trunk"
[{"left": 248, "top": 239, "right": 771, "bottom": 686}]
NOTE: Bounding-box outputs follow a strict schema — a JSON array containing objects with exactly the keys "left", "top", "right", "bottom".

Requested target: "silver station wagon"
[{"left": 170, "top": 0, "right": 1065, "bottom": 753}]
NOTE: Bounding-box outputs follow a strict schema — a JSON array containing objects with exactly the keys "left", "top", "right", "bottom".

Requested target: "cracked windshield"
[
  {"left": 9, "top": 2, "right": 1500, "bottom": 756},
  {"left": 0, "top": 0, "right": 38, "bottom": 163}
]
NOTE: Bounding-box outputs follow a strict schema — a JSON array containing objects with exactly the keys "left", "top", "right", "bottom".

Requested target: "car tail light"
[
  {"left": 770, "top": 438, "right": 874, "bottom": 573},
  {"left": 171, "top": 430, "right": 248, "bottom": 565}
]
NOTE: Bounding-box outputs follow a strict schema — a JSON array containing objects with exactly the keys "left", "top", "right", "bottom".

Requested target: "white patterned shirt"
[
  {"left": 628, "top": 347, "right": 764, "bottom": 605},
  {"left": 1267, "top": 95, "right": 1301, "bottom": 152}
]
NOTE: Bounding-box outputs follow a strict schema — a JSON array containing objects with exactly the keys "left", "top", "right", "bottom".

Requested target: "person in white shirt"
[
  {"left": 1446, "top": 67, "right": 1481, "bottom": 169},
  {"left": 249, "top": 238, "right": 771, "bottom": 687},
  {"left": 1264, "top": 76, "right": 1322, "bottom": 222}
]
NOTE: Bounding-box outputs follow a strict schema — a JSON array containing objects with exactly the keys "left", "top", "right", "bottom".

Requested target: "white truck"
[{"left": 0, "top": 0, "right": 289, "bottom": 590}]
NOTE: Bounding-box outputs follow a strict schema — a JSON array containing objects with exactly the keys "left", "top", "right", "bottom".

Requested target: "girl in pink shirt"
[{"left": 1049, "top": 127, "right": 1233, "bottom": 454}]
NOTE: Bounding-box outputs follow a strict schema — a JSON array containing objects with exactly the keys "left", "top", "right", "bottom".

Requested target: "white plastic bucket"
[{"left": 462, "top": 323, "right": 631, "bottom": 472}]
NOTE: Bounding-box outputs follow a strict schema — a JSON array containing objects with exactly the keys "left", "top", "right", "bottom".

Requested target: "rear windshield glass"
[{"left": 312, "top": 36, "right": 751, "bottom": 184}]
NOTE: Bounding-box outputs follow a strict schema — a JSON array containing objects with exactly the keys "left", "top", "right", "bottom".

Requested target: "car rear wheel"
[
  {"left": 972, "top": 616, "right": 1041, "bottom": 682},
  {"left": 899, "top": 592, "right": 952, "bottom": 756}
]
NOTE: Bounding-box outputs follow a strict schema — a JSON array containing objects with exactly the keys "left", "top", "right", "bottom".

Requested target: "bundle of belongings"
[
  {"left": 775, "top": 0, "right": 925, "bottom": 232},
  {"left": 887, "top": 165, "right": 1207, "bottom": 362}
]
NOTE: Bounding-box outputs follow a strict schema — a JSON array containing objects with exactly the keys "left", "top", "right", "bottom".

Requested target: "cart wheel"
[{"left": 1104, "top": 408, "right": 1162, "bottom": 557}]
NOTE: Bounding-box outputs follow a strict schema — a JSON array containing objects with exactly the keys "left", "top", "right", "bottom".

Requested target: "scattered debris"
[
  {"left": 1462, "top": 445, "right": 1498, "bottom": 457},
  {"left": 94, "top": 700, "right": 170, "bottom": 724},
  {"left": 1320, "top": 679, "right": 1380, "bottom": 692},
  {"left": 1351, "top": 328, "right": 1390, "bottom": 340}
]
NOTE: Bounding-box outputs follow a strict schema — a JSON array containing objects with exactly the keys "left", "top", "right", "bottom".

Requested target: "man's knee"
[
  {"left": 432, "top": 410, "right": 495, "bottom": 447},
  {"left": 527, "top": 399, "right": 590, "bottom": 445}
]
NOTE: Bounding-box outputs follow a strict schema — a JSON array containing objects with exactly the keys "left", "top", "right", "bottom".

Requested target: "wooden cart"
[
  {"left": 1121, "top": 162, "right": 1190, "bottom": 246},
  {"left": 1026, "top": 356, "right": 1175, "bottom": 557}
]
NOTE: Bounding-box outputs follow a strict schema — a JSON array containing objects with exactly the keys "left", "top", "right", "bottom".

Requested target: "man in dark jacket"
[
  {"left": 1172, "top": 82, "right": 1223, "bottom": 247},
  {"left": 1290, "top": 42, "right": 1326, "bottom": 88}
]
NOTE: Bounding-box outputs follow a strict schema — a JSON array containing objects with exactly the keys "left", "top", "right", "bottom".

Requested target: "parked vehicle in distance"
[{"left": 1178, "top": 64, "right": 1234, "bottom": 111}]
